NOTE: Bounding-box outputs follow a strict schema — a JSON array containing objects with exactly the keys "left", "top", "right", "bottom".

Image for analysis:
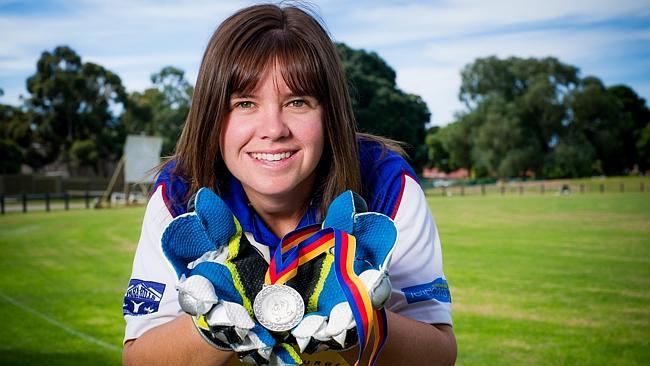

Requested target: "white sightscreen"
[{"left": 124, "top": 135, "right": 163, "bottom": 183}]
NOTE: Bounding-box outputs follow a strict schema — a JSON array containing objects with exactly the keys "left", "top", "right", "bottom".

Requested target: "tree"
[
  {"left": 433, "top": 56, "right": 650, "bottom": 178},
  {"left": 336, "top": 43, "right": 430, "bottom": 172},
  {"left": 122, "top": 66, "right": 193, "bottom": 155},
  {"left": 425, "top": 126, "right": 450, "bottom": 171},
  {"left": 1, "top": 88, "right": 26, "bottom": 173},
  {"left": 607, "top": 85, "right": 650, "bottom": 172},
  {"left": 453, "top": 56, "right": 580, "bottom": 178},
  {"left": 23, "top": 45, "right": 127, "bottom": 174}
]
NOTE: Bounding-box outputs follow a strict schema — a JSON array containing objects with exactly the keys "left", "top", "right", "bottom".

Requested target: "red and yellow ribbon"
[{"left": 264, "top": 226, "right": 388, "bottom": 365}]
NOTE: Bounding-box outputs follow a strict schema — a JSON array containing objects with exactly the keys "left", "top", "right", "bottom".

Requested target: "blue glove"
[
  {"left": 161, "top": 188, "right": 277, "bottom": 363},
  {"left": 290, "top": 191, "right": 397, "bottom": 354}
]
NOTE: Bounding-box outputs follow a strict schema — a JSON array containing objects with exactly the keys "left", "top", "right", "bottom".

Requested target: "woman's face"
[{"left": 221, "top": 67, "right": 325, "bottom": 204}]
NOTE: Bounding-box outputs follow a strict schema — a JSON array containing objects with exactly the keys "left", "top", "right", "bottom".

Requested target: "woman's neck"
[{"left": 243, "top": 184, "right": 313, "bottom": 239}]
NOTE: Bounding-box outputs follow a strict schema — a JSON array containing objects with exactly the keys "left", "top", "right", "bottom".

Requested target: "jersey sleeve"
[
  {"left": 384, "top": 175, "right": 453, "bottom": 325},
  {"left": 123, "top": 185, "right": 182, "bottom": 342}
]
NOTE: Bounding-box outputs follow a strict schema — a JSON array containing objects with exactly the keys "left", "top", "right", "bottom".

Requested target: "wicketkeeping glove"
[
  {"left": 161, "top": 188, "right": 283, "bottom": 364},
  {"left": 290, "top": 191, "right": 397, "bottom": 356}
]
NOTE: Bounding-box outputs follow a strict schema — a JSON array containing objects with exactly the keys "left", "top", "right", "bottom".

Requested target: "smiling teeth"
[{"left": 252, "top": 152, "right": 293, "bottom": 161}]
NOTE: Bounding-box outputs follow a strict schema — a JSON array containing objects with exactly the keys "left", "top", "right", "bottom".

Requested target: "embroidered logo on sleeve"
[
  {"left": 123, "top": 279, "right": 166, "bottom": 316},
  {"left": 401, "top": 278, "right": 451, "bottom": 304}
]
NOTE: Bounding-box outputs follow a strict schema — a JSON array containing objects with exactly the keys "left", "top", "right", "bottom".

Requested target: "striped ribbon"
[
  {"left": 332, "top": 229, "right": 388, "bottom": 366},
  {"left": 264, "top": 224, "right": 324, "bottom": 285},
  {"left": 264, "top": 226, "right": 388, "bottom": 365}
]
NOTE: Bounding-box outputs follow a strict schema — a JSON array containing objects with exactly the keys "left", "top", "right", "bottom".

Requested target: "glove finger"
[
  {"left": 352, "top": 212, "right": 397, "bottom": 270},
  {"left": 238, "top": 348, "right": 271, "bottom": 365},
  {"left": 291, "top": 314, "right": 327, "bottom": 353},
  {"left": 231, "top": 326, "right": 275, "bottom": 353},
  {"left": 325, "top": 302, "right": 355, "bottom": 337},
  {"left": 192, "top": 262, "right": 243, "bottom": 304},
  {"left": 222, "top": 301, "right": 255, "bottom": 329},
  {"left": 162, "top": 213, "right": 215, "bottom": 275},
  {"left": 292, "top": 314, "right": 327, "bottom": 338},
  {"left": 359, "top": 269, "right": 392, "bottom": 309},
  {"left": 177, "top": 275, "right": 218, "bottom": 316},
  {"left": 194, "top": 188, "right": 238, "bottom": 247}
]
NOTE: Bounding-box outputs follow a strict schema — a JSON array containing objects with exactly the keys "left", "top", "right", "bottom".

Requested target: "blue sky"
[{"left": 1, "top": 0, "right": 649, "bottom": 126}]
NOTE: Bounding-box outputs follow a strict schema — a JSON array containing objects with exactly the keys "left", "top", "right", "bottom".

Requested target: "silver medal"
[{"left": 253, "top": 284, "right": 304, "bottom": 332}]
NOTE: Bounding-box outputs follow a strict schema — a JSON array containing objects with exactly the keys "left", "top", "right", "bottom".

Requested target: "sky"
[{"left": 1, "top": 0, "right": 649, "bottom": 126}]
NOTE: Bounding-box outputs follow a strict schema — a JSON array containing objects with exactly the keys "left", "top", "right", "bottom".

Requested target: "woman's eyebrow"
[{"left": 230, "top": 93, "right": 256, "bottom": 99}]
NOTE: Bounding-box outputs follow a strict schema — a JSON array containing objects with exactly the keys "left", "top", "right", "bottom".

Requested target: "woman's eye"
[
  {"left": 235, "top": 101, "right": 254, "bottom": 109},
  {"left": 289, "top": 99, "right": 306, "bottom": 108}
]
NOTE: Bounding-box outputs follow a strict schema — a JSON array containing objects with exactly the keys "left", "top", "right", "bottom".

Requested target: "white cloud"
[
  {"left": 397, "top": 66, "right": 465, "bottom": 125},
  {"left": 1, "top": 0, "right": 648, "bottom": 125},
  {"left": 336, "top": 0, "right": 650, "bottom": 47}
]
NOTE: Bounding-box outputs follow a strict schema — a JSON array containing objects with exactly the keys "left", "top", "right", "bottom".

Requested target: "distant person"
[{"left": 122, "top": 3, "right": 455, "bottom": 365}]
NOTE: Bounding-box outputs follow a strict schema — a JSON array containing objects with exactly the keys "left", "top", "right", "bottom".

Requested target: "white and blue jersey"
[{"left": 123, "top": 138, "right": 452, "bottom": 362}]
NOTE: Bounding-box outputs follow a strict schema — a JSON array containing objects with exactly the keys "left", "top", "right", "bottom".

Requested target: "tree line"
[
  {"left": 426, "top": 56, "right": 650, "bottom": 179},
  {"left": 0, "top": 44, "right": 428, "bottom": 176},
  {"left": 1, "top": 46, "right": 648, "bottom": 179}
]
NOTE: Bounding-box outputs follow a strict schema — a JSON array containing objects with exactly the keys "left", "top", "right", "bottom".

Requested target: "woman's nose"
[{"left": 258, "top": 107, "right": 290, "bottom": 140}]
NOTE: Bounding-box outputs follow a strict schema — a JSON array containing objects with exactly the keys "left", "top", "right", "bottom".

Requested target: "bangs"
[{"left": 229, "top": 30, "right": 327, "bottom": 99}]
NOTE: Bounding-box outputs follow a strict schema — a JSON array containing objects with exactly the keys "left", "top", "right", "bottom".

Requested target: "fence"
[
  {"left": 0, "top": 191, "right": 107, "bottom": 214},
  {"left": 0, "top": 174, "right": 124, "bottom": 196},
  {"left": 425, "top": 179, "right": 648, "bottom": 197}
]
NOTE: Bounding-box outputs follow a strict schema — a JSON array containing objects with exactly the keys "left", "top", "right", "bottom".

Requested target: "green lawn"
[
  {"left": 430, "top": 192, "right": 650, "bottom": 365},
  {"left": 0, "top": 207, "right": 144, "bottom": 365},
  {"left": 0, "top": 192, "right": 649, "bottom": 365}
]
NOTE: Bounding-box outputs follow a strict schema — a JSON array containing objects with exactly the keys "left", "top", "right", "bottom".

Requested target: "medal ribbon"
[
  {"left": 265, "top": 224, "right": 329, "bottom": 285},
  {"left": 264, "top": 225, "right": 388, "bottom": 365},
  {"left": 333, "top": 229, "right": 388, "bottom": 366}
]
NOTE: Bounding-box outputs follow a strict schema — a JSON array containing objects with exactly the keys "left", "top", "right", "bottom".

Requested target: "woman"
[{"left": 122, "top": 3, "right": 456, "bottom": 365}]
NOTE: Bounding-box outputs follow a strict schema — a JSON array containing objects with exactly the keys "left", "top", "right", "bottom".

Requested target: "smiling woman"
[
  {"left": 122, "top": 3, "right": 456, "bottom": 366},
  {"left": 221, "top": 67, "right": 325, "bottom": 236}
]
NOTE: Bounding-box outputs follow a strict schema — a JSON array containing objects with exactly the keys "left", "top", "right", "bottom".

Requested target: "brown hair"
[{"left": 170, "top": 3, "right": 361, "bottom": 214}]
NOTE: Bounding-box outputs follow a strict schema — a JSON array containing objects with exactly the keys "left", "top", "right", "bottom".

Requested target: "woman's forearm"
[
  {"left": 123, "top": 314, "right": 233, "bottom": 366},
  {"left": 342, "top": 311, "right": 457, "bottom": 366}
]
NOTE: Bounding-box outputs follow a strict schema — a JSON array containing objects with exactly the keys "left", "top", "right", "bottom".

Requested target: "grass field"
[{"left": 0, "top": 191, "right": 649, "bottom": 365}]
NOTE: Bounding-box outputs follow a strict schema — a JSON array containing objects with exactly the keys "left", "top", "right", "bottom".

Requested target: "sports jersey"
[{"left": 123, "top": 138, "right": 452, "bottom": 364}]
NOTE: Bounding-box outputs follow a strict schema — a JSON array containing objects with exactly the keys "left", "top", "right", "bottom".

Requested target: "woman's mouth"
[{"left": 250, "top": 151, "right": 294, "bottom": 162}]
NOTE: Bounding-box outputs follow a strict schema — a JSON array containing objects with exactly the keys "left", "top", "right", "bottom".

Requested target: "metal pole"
[
  {"left": 85, "top": 190, "right": 90, "bottom": 209},
  {"left": 64, "top": 192, "right": 69, "bottom": 211},
  {"left": 22, "top": 194, "right": 27, "bottom": 213},
  {"left": 45, "top": 193, "right": 50, "bottom": 212},
  {"left": 0, "top": 195, "right": 4, "bottom": 215}
]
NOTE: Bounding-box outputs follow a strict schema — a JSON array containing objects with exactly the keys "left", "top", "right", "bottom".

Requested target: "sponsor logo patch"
[
  {"left": 402, "top": 278, "right": 451, "bottom": 304},
  {"left": 123, "top": 279, "right": 166, "bottom": 316}
]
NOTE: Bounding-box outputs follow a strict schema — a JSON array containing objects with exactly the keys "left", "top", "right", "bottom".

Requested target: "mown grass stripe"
[{"left": 0, "top": 291, "right": 122, "bottom": 353}]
